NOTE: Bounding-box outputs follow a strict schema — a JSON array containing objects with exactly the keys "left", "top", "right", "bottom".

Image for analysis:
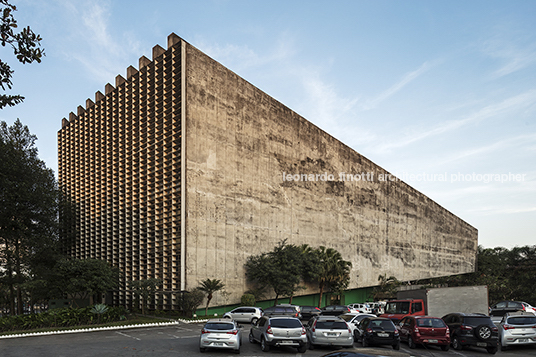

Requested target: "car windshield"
[
  {"left": 316, "top": 321, "right": 348, "bottom": 329},
  {"left": 270, "top": 318, "right": 302, "bottom": 328},
  {"left": 205, "top": 323, "right": 234, "bottom": 330},
  {"left": 416, "top": 318, "right": 446, "bottom": 328},
  {"left": 507, "top": 316, "right": 536, "bottom": 325},
  {"left": 369, "top": 320, "right": 395, "bottom": 331}
]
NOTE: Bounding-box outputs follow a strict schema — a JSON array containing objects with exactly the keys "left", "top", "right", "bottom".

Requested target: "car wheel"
[
  {"left": 249, "top": 330, "right": 256, "bottom": 344},
  {"left": 393, "top": 341, "right": 400, "bottom": 350},
  {"left": 261, "top": 337, "right": 270, "bottom": 352},
  {"left": 353, "top": 331, "right": 359, "bottom": 342},
  {"left": 452, "top": 336, "right": 463, "bottom": 350},
  {"left": 486, "top": 346, "right": 498, "bottom": 354},
  {"left": 297, "top": 345, "right": 307, "bottom": 353},
  {"left": 308, "top": 340, "right": 315, "bottom": 350},
  {"left": 362, "top": 337, "right": 368, "bottom": 347},
  {"left": 475, "top": 324, "right": 492, "bottom": 341},
  {"left": 408, "top": 336, "right": 416, "bottom": 349},
  {"left": 234, "top": 347, "right": 240, "bottom": 354},
  {"left": 251, "top": 317, "right": 258, "bottom": 325},
  {"left": 199, "top": 347, "right": 206, "bottom": 353},
  {"left": 441, "top": 344, "right": 450, "bottom": 351}
]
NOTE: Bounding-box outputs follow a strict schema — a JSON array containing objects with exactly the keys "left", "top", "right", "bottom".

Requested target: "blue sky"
[{"left": 1, "top": 0, "right": 535, "bottom": 249}]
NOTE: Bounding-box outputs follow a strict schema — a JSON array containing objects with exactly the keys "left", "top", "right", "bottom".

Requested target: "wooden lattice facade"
[{"left": 58, "top": 34, "right": 185, "bottom": 309}]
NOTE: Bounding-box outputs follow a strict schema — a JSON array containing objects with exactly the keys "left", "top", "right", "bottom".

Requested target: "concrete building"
[{"left": 58, "top": 33, "right": 478, "bottom": 309}]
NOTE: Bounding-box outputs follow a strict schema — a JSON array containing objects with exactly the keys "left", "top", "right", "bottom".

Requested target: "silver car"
[
  {"left": 199, "top": 319, "right": 242, "bottom": 354},
  {"left": 249, "top": 316, "right": 307, "bottom": 352},
  {"left": 498, "top": 312, "right": 536, "bottom": 350},
  {"left": 306, "top": 315, "right": 354, "bottom": 349},
  {"left": 223, "top": 306, "right": 263, "bottom": 324}
]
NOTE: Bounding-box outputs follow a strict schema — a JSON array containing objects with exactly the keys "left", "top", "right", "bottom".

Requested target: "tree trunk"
[{"left": 318, "top": 282, "right": 325, "bottom": 308}]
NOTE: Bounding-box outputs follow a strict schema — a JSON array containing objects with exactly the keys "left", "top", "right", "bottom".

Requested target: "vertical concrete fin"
[
  {"left": 86, "top": 98, "right": 94, "bottom": 109},
  {"left": 139, "top": 55, "right": 151, "bottom": 69},
  {"left": 115, "top": 74, "right": 126, "bottom": 87},
  {"left": 127, "top": 65, "right": 138, "bottom": 79},
  {"left": 77, "top": 105, "right": 85, "bottom": 116},
  {"left": 69, "top": 112, "right": 77, "bottom": 121},
  {"left": 167, "top": 33, "right": 181, "bottom": 49},
  {"left": 95, "top": 91, "right": 104, "bottom": 102},
  {"left": 105, "top": 83, "right": 115, "bottom": 95},
  {"left": 62, "top": 118, "right": 69, "bottom": 128},
  {"left": 152, "top": 44, "right": 165, "bottom": 59}
]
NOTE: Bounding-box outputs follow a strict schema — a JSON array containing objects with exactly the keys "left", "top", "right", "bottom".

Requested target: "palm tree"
[
  {"left": 315, "top": 246, "right": 352, "bottom": 307},
  {"left": 198, "top": 278, "right": 225, "bottom": 316}
]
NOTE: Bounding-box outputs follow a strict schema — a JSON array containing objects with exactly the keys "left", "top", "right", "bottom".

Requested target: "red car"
[{"left": 398, "top": 315, "right": 450, "bottom": 351}]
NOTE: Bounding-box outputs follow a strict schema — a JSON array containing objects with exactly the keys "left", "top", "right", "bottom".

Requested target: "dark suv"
[{"left": 442, "top": 313, "right": 498, "bottom": 354}]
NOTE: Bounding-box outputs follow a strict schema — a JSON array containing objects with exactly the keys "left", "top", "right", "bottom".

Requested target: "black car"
[
  {"left": 442, "top": 313, "right": 498, "bottom": 354},
  {"left": 489, "top": 301, "right": 535, "bottom": 317},
  {"left": 262, "top": 306, "right": 300, "bottom": 318},
  {"left": 321, "top": 305, "right": 351, "bottom": 316},
  {"left": 300, "top": 305, "right": 322, "bottom": 319},
  {"left": 354, "top": 316, "right": 400, "bottom": 350}
]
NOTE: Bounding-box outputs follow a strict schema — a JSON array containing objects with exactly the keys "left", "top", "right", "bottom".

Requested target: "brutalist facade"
[{"left": 58, "top": 33, "right": 478, "bottom": 309}]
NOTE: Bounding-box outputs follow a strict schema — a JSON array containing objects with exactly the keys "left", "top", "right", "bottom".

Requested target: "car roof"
[
  {"left": 505, "top": 311, "right": 536, "bottom": 317},
  {"left": 206, "top": 318, "right": 236, "bottom": 323},
  {"left": 315, "top": 315, "right": 345, "bottom": 320}
]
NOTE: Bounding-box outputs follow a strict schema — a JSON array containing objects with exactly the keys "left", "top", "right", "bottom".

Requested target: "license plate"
[
  {"left": 477, "top": 342, "right": 487, "bottom": 347},
  {"left": 377, "top": 333, "right": 389, "bottom": 337},
  {"left": 428, "top": 339, "right": 438, "bottom": 343},
  {"left": 327, "top": 332, "right": 337, "bottom": 336},
  {"left": 279, "top": 341, "right": 296, "bottom": 345},
  {"left": 518, "top": 338, "right": 528, "bottom": 342},
  {"left": 212, "top": 342, "right": 224, "bottom": 346}
]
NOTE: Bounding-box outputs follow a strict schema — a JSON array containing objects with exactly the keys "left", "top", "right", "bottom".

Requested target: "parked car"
[
  {"left": 300, "top": 305, "right": 322, "bottom": 319},
  {"left": 339, "top": 313, "right": 376, "bottom": 341},
  {"left": 262, "top": 306, "right": 300, "bottom": 318},
  {"left": 490, "top": 301, "right": 536, "bottom": 317},
  {"left": 199, "top": 318, "right": 242, "bottom": 354},
  {"left": 249, "top": 316, "right": 307, "bottom": 352},
  {"left": 306, "top": 315, "right": 354, "bottom": 349},
  {"left": 348, "top": 303, "right": 372, "bottom": 314},
  {"left": 370, "top": 302, "right": 386, "bottom": 315},
  {"left": 354, "top": 316, "right": 400, "bottom": 350},
  {"left": 498, "top": 312, "right": 536, "bottom": 350},
  {"left": 276, "top": 304, "right": 302, "bottom": 318},
  {"left": 321, "top": 305, "right": 351, "bottom": 316},
  {"left": 442, "top": 312, "right": 498, "bottom": 354},
  {"left": 223, "top": 306, "right": 263, "bottom": 324},
  {"left": 398, "top": 315, "right": 450, "bottom": 351}
]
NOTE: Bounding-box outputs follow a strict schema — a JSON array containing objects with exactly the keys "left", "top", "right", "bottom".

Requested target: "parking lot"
[{"left": 0, "top": 322, "right": 535, "bottom": 357}]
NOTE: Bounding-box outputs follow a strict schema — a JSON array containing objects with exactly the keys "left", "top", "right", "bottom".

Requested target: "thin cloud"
[
  {"left": 376, "top": 89, "right": 536, "bottom": 153},
  {"left": 361, "top": 61, "right": 434, "bottom": 110},
  {"left": 482, "top": 32, "right": 536, "bottom": 78}
]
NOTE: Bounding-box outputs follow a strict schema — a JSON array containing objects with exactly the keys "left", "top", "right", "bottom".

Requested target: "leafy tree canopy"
[{"left": 0, "top": 1, "right": 44, "bottom": 109}]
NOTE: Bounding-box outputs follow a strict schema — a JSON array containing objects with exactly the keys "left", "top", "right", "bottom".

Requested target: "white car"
[
  {"left": 199, "top": 318, "right": 242, "bottom": 354},
  {"left": 348, "top": 303, "right": 372, "bottom": 314},
  {"left": 223, "top": 306, "right": 263, "bottom": 324},
  {"left": 498, "top": 312, "right": 536, "bottom": 351}
]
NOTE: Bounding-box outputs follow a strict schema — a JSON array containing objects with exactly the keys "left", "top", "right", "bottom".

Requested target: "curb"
[{"left": 0, "top": 321, "right": 181, "bottom": 339}]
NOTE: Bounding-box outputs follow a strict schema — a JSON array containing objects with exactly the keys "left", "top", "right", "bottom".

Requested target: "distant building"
[{"left": 58, "top": 33, "right": 478, "bottom": 309}]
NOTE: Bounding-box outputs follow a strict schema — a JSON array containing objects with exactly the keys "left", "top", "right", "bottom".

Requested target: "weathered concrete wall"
[{"left": 184, "top": 43, "right": 478, "bottom": 305}]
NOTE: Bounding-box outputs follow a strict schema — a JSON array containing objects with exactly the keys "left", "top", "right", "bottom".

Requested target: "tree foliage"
[
  {"left": 48, "top": 258, "right": 119, "bottom": 305},
  {"left": 315, "top": 246, "right": 352, "bottom": 307},
  {"left": 198, "top": 278, "right": 225, "bottom": 316},
  {"left": 244, "top": 240, "right": 351, "bottom": 306},
  {"left": 129, "top": 278, "right": 163, "bottom": 315},
  {"left": 0, "top": 1, "right": 44, "bottom": 109},
  {"left": 0, "top": 119, "right": 58, "bottom": 315}
]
